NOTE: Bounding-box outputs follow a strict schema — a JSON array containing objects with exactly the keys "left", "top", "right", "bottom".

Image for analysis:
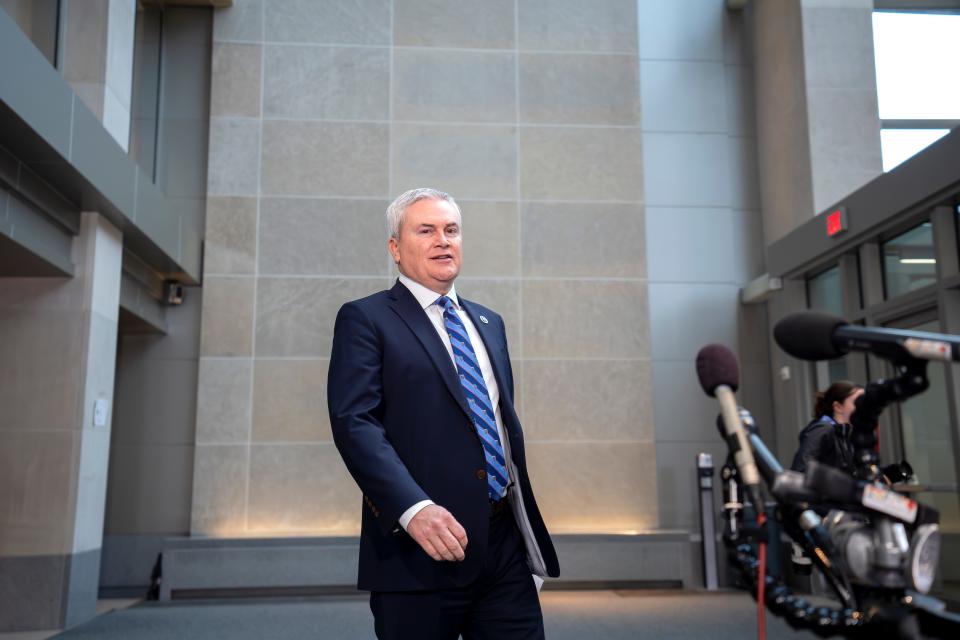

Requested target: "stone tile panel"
[
  {"left": 391, "top": 124, "right": 516, "bottom": 200},
  {"left": 263, "top": 45, "right": 388, "bottom": 120},
  {"left": 207, "top": 117, "right": 260, "bottom": 197},
  {"left": 195, "top": 357, "right": 252, "bottom": 444},
  {"left": 214, "top": 0, "right": 263, "bottom": 42},
  {"left": 520, "top": 53, "right": 639, "bottom": 125},
  {"left": 252, "top": 359, "right": 331, "bottom": 443},
  {"left": 523, "top": 359, "right": 653, "bottom": 441},
  {"left": 525, "top": 442, "right": 658, "bottom": 533},
  {"left": 394, "top": 0, "right": 515, "bottom": 49},
  {"left": 393, "top": 49, "right": 515, "bottom": 124},
  {"left": 247, "top": 443, "right": 361, "bottom": 533},
  {"left": 190, "top": 444, "right": 249, "bottom": 535},
  {"left": 211, "top": 43, "right": 261, "bottom": 118},
  {"left": 520, "top": 127, "right": 643, "bottom": 201},
  {"left": 518, "top": 0, "right": 637, "bottom": 53},
  {"left": 261, "top": 121, "right": 388, "bottom": 197},
  {"left": 457, "top": 200, "right": 520, "bottom": 279},
  {"left": 255, "top": 277, "right": 389, "bottom": 357},
  {"left": 199, "top": 277, "right": 255, "bottom": 357},
  {"left": 522, "top": 280, "right": 649, "bottom": 359},
  {"left": 522, "top": 202, "right": 645, "bottom": 278},
  {"left": 205, "top": 197, "right": 258, "bottom": 275},
  {"left": 264, "top": 0, "right": 390, "bottom": 45},
  {"left": 258, "top": 198, "right": 389, "bottom": 276}
]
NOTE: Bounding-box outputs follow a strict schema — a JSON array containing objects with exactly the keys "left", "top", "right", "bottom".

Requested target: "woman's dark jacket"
[{"left": 790, "top": 416, "right": 854, "bottom": 474}]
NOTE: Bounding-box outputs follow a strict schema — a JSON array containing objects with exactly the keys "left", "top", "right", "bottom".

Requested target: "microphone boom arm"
[{"left": 849, "top": 357, "right": 929, "bottom": 482}]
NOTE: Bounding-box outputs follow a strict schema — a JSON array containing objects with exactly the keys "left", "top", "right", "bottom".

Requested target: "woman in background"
[{"left": 790, "top": 380, "right": 865, "bottom": 474}]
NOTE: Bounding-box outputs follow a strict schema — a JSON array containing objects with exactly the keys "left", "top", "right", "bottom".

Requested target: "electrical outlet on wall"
[{"left": 93, "top": 398, "right": 110, "bottom": 429}]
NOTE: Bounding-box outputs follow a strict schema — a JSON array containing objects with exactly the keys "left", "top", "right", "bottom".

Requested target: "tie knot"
[{"left": 436, "top": 295, "right": 455, "bottom": 312}]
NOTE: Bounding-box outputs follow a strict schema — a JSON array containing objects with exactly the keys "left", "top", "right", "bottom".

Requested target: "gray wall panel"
[
  {"left": 70, "top": 98, "right": 137, "bottom": 216},
  {"left": 0, "top": 8, "right": 74, "bottom": 160},
  {"left": 0, "top": 553, "right": 67, "bottom": 631},
  {"left": 5, "top": 191, "right": 74, "bottom": 273}
]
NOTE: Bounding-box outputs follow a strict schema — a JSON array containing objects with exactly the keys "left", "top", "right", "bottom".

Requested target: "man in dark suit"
[{"left": 328, "top": 188, "right": 559, "bottom": 639}]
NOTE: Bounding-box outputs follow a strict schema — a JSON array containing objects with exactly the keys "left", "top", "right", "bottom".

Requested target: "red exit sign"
[{"left": 826, "top": 207, "right": 848, "bottom": 237}]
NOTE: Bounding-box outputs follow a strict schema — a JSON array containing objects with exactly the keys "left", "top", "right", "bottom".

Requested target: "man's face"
[{"left": 388, "top": 198, "right": 462, "bottom": 294}]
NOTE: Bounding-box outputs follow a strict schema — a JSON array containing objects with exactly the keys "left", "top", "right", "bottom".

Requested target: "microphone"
[
  {"left": 804, "top": 461, "right": 939, "bottom": 525},
  {"left": 774, "top": 311, "right": 960, "bottom": 363},
  {"left": 734, "top": 408, "right": 822, "bottom": 504},
  {"left": 716, "top": 408, "right": 782, "bottom": 486},
  {"left": 696, "top": 344, "right": 763, "bottom": 508}
]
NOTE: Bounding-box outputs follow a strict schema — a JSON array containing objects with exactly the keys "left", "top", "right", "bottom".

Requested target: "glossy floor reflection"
[{"left": 40, "top": 590, "right": 820, "bottom": 639}]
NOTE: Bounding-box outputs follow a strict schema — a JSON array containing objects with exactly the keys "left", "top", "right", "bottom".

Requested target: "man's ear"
[{"left": 388, "top": 237, "right": 400, "bottom": 264}]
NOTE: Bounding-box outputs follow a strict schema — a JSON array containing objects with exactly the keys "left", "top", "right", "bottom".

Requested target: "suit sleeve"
[{"left": 327, "top": 302, "right": 430, "bottom": 534}]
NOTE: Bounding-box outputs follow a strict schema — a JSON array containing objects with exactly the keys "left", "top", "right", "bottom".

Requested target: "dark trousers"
[{"left": 369, "top": 508, "right": 545, "bottom": 640}]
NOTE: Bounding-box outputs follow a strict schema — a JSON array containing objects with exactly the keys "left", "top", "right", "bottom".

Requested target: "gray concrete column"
[
  {"left": 752, "top": 0, "right": 882, "bottom": 245},
  {"left": 59, "top": 0, "right": 136, "bottom": 151},
  {"left": 0, "top": 212, "right": 122, "bottom": 632}
]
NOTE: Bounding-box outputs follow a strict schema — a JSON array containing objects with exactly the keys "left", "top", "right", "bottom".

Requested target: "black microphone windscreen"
[
  {"left": 774, "top": 311, "right": 847, "bottom": 361},
  {"left": 696, "top": 344, "right": 739, "bottom": 397}
]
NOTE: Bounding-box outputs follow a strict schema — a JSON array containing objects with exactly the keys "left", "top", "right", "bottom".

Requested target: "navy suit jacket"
[{"left": 328, "top": 280, "right": 560, "bottom": 591}]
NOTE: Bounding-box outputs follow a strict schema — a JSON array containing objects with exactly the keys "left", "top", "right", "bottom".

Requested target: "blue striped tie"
[{"left": 436, "top": 296, "right": 509, "bottom": 501}]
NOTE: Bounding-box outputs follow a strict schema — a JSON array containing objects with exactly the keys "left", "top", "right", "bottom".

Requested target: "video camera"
[{"left": 697, "top": 311, "right": 960, "bottom": 639}]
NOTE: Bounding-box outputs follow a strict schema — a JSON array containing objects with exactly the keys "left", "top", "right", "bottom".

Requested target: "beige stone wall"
[{"left": 194, "top": 0, "right": 657, "bottom": 537}]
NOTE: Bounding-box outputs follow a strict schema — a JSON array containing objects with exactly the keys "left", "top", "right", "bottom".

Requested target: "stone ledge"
[{"left": 159, "top": 531, "right": 696, "bottom": 600}]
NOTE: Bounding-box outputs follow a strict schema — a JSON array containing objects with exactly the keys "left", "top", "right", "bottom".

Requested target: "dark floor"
[{"left": 50, "top": 590, "right": 821, "bottom": 639}]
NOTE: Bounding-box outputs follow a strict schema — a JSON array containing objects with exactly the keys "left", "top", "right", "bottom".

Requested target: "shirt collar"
[{"left": 398, "top": 274, "right": 460, "bottom": 310}]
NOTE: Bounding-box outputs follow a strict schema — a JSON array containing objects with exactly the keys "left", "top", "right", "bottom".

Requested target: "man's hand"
[{"left": 406, "top": 504, "right": 468, "bottom": 561}]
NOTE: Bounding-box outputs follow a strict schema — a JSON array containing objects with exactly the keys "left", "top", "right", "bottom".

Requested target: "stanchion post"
[{"left": 698, "top": 453, "right": 719, "bottom": 590}]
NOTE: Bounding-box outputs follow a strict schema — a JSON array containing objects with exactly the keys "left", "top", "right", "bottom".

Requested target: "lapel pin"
[{"left": 479, "top": 315, "right": 489, "bottom": 324}]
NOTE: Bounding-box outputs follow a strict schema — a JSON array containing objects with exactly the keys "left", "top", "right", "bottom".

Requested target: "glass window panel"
[
  {"left": 957, "top": 204, "right": 960, "bottom": 261},
  {"left": 880, "top": 129, "right": 950, "bottom": 172},
  {"left": 828, "top": 359, "right": 848, "bottom": 383},
  {"left": 129, "top": 7, "right": 162, "bottom": 180},
  {"left": 807, "top": 265, "right": 843, "bottom": 315},
  {"left": 808, "top": 266, "right": 847, "bottom": 383},
  {"left": 0, "top": 0, "right": 59, "bottom": 66},
  {"left": 896, "top": 320, "right": 959, "bottom": 531},
  {"left": 882, "top": 222, "right": 936, "bottom": 299},
  {"left": 815, "top": 359, "right": 849, "bottom": 390},
  {"left": 873, "top": 12, "right": 960, "bottom": 120}
]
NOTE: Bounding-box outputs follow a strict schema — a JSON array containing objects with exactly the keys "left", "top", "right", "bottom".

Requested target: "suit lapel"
[
  {"left": 387, "top": 282, "right": 472, "bottom": 423},
  {"left": 459, "top": 298, "right": 511, "bottom": 405}
]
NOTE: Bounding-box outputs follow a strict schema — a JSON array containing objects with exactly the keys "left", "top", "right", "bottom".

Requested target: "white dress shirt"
[{"left": 396, "top": 274, "right": 514, "bottom": 530}]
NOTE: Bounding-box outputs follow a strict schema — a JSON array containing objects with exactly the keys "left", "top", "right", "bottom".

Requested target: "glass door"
[{"left": 887, "top": 316, "right": 960, "bottom": 530}]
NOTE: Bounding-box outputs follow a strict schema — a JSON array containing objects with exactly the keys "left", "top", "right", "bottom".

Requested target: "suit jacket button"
[{"left": 476, "top": 469, "right": 487, "bottom": 480}]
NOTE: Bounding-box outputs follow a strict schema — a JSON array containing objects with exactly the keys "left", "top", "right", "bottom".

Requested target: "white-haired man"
[{"left": 328, "top": 188, "right": 559, "bottom": 639}]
